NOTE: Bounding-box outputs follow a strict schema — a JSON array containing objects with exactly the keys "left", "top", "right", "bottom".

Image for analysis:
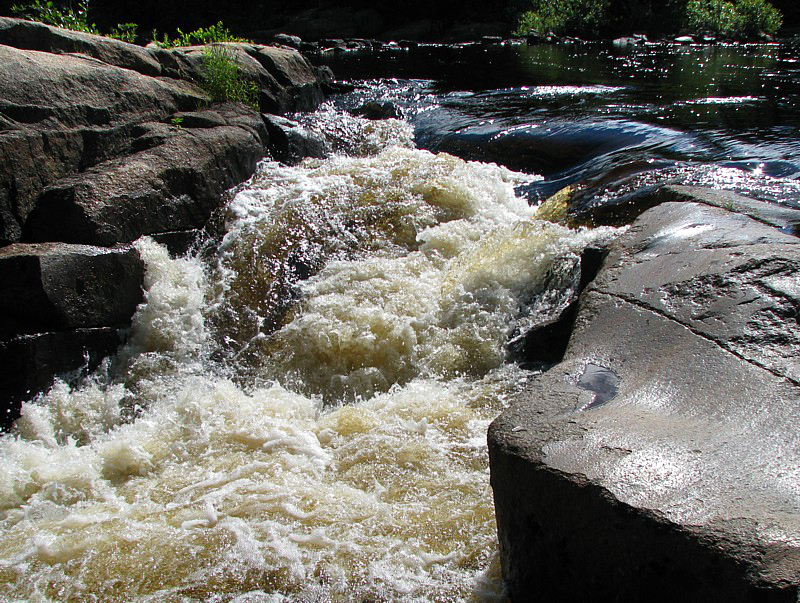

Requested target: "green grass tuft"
[{"left": 201, "top": 45, "right": 259, "bottom": 110}]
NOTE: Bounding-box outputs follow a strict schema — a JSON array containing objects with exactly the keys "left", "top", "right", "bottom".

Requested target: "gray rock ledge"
[{"left": 489, "top": 202, "right": 800, "bottom": 601}]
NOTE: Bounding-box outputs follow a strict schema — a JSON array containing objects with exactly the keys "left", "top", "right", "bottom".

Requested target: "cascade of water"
[{"left": 0, "top": 109, "right": 618, "bottom": 602}]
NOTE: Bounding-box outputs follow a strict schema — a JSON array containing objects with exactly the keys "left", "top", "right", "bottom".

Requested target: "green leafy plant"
[
  {"left": 11, "top": 0, "right": 99, "bottom": 34},
  {"left": 170, "top": 115, "right": 185, "bottom": 128},
  {"left": 201, "top": 45, "right": 259, "bottom": 110},
  {"left": 685, "top": 0, "right": 782, "bottom": 36},
  {"left": 107, "top": 22, "right": 138, "bottom": 43},
  {"left": 734, "top": 0, "right": 782, "bottom": 36},
  {"left": 686, "top": 0, "right": 741, "bottom": 35},
  {"left": 151, "top": 21, "right": 252, "bottom": 48},
  {"left": 515, "top": 0, "right": 609, "bottom": 36}
]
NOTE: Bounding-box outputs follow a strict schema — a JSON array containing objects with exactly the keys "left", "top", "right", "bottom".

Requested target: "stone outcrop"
[
  {"left": 25, "top": 107, "right": 268, "bottom": 245},
  {"left": 0, "top": 242, "right": 144, "bottom": 337},
  {"left": 0, "top": 41, "right": 204, "bottom": 244},
  {"left": 661, "top": 185, "right": 800, "bottom": 234},
  {"left": 489, "top": 201, "right": 800, "bottom": 601},
  {"left": 0, "top": 17, "right": 329, "bottom": 425},
  {"left": 172, "top": 43, "right": 324, "bottom": 114},
  {"left": 0, "top": 17, "right": 326, "bottom": 246}
]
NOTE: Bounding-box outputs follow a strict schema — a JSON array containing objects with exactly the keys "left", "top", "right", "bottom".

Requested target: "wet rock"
[
  {"left": 661, "top": 185, "right": 800, "bottom": 234},
  {"left": 271, "top": 33, "right": 303, "bottom": 50},
  {"left": 262, "top": 114, "right": 327, "bottom": 165},
  {"left": 573, "top": 182, "right": 800, "bottom": 233},
  {"left": 0, "top": 19, "right": 331, "bottom": 424},
  {"left": 0, "top": 43, "right": 204, "bottom": 244},
  {"left": 0, "top": 32, "right": 202, "bottom": 131},
  {"left": 352, "top": 100, "right": 405, "bottom": 120},
  {"left": 0, "top": 327, "right": 122, "bottom": 430},
  {"left": 613, "top": 36, "right": 643, "bottom": 46},
  {"left": 490, "top": 202, "right": 800, "bottom": 601},
  {"left": 0, "top": 242, "right": 144, "bottom": 338},
  {"left": 0, "top": 20, "right": 327, "bottom": 244},
  {"left": 25, "top": 106, "right": 268, "bottom": 245},
  {"left": 508, "top": 245, "right": 607, "bottom": 365},
  {"left": 173, "top": 44, "right": 324, "bottom": 114},
  {"left": 0, "top": 242, "right": 144, "bottom": 428},
  {"left": 526, "top": 32, "right": 547, "bottom": 45}
]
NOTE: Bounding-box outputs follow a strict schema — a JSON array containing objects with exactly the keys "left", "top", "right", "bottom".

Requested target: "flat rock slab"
[
  {"left": 0, "top": 16, "right": 164, "bottom": 76},
  {"left": 663, "top": 185, "right": 800, "bottom": 235},
  {"left": 489, "top": 202, "right": 800, "bottom": 601}
]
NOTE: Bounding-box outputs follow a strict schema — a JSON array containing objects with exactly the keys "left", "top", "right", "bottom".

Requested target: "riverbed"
[{"left": 0, "top": 39, "right": 798, "bottom": 602}]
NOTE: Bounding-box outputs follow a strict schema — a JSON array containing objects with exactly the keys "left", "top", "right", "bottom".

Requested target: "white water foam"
[{"left": 1, "top": 131, "right": 618, "bottom": 602}]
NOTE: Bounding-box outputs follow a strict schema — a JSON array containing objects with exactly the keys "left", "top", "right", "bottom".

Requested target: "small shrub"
[
  {"left": 11, "top": 0, "right": 99, "bottom": 34},
  {"left": 201, "top": 45, "right": 259, "bottom": 110},
  {"left": 515, "top": 0, "right": 609, "bottom": 37},
  {"left": 108, "top": 22, "right": 138, "bottom": 43},
  {"left": 152, "top": 21, "right": 252, "bottom": 48}
]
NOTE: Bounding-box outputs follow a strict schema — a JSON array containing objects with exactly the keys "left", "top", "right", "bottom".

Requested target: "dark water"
[{"left": 314, "top": 41, "right": 800, "bottom": 215}]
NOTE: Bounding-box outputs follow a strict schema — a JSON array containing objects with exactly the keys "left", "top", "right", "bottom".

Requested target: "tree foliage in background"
[
  {"left": 685, "top": 0, "right": 740, "bottom": 34},
  {"left": 515, "top": 0, "right": 782, "bottom": 37},
  {"left": 685, "top": 0, "right": 782, "bottom": 36},
  {"left": 515, "top": 0, "right": 609, "bottom": 36},
  {"left": 735, "top": 0, "right": 782, "bottom": 35},
  {"left": 11, "top": 0, "right": 98, "bottom": 33}
]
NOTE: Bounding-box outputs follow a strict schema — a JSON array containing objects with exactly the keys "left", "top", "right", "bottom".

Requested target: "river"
[{"left": 0, "top": 40, "right": 798, "bottom": 602}]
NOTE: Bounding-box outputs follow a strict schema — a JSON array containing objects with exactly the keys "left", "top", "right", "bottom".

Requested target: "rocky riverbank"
[
  {"left": 0, "top": 17, "right": 329, "bottom": 427},
  {"left": 490, "top": 194, "right": 800, "bottom": 601},
  {"left": 1, "top": 17, "right": 798, "bottom": 602}
]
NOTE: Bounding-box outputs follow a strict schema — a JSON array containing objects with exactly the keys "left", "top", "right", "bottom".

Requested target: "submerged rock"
[
  {"left": 490, "top": 202, "right": 800, "bottom": 601},
  {"left": 352, "top": 100, "right": 406, "bottom": 120},
  {"left": 0, "top": 327, "right": 122, "bottom": 430},
  {"left": 262, "top": 114, "right": 328, "bottom": 165}
]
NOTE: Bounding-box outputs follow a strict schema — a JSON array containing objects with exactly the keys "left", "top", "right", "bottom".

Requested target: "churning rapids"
[
  {"left": 3, "top": 38, "right": 800, "bottom": 602},
  {"left": 0, "top": 103, "right": 617, "bottom": 600}
]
